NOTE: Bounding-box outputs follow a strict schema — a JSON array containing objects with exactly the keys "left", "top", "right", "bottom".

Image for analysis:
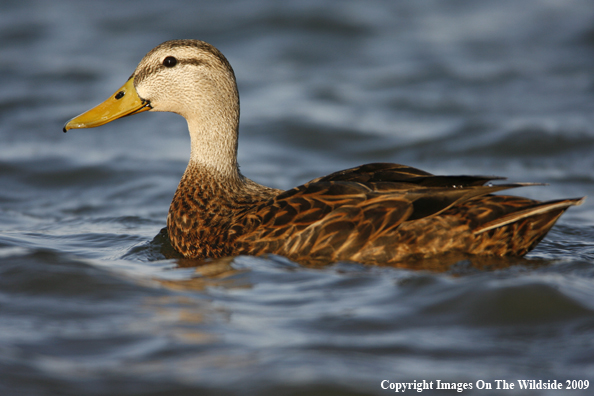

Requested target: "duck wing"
[
  {"left": 308, "top": 162, "right": 504, "bottom": 187},
  {"left": 234, "top": 163, "right": 544, "bottom": 264}
]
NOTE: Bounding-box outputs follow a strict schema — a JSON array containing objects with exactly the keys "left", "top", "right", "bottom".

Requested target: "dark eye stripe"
[
  {"left": 180, "top": 59, "right": 206, "bottom": 67},
  {"left": 135, "top": 58, "right": 209, "bottom": 86}
]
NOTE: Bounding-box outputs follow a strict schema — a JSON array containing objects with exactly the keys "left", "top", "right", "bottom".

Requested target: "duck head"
[{"left": 64, "top": 39, "right": 241, "bottom": 174}]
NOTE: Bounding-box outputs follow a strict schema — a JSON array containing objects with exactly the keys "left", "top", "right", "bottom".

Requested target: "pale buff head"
[
  {"left": 64, "top": 40, "right": 243, "bottom": 177},
  {"left": 134, "top": 40, "right": 241, "bottom": 176}
]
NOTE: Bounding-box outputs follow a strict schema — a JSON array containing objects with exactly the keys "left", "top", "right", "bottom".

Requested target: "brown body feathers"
[{"left": 167, "top": 162, "right": 583, "bottom": 265}]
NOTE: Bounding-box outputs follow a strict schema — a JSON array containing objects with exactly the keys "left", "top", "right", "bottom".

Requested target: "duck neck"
[{"left": 186, "top": 112, "right": 241, "bottom": 181}]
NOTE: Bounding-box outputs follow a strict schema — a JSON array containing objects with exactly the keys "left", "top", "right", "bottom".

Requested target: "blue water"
[{"left": 2, "top": 0, "right": 594, "bottom": 395}]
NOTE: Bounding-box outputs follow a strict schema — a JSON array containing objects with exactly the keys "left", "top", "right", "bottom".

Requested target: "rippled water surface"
[{"left": 2, "top": 1, "right": 594, "bottom": 395}]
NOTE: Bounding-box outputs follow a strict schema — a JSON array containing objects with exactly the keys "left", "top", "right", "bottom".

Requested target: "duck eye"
[{"left": 163, "top": 56, "right": 177, "bottom": 68}]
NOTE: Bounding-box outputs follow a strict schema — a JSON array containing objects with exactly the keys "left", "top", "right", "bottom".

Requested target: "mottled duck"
[{"left": 64, "top": 40, "right": 584, "bottom": 266}]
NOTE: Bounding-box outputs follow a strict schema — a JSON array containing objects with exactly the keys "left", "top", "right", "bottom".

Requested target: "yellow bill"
[{"left": 63, "top": 77, "right": 151, "bottom": 132}]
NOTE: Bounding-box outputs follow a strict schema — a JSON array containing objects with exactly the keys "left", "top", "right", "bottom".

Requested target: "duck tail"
[{"left": 473, "top": 197, "right": 585, "bottom": 235}]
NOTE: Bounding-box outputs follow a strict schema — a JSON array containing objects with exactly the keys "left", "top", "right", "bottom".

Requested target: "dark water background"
[{"left": 2, "top": 0, "right": 594, "bottom": 395}]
